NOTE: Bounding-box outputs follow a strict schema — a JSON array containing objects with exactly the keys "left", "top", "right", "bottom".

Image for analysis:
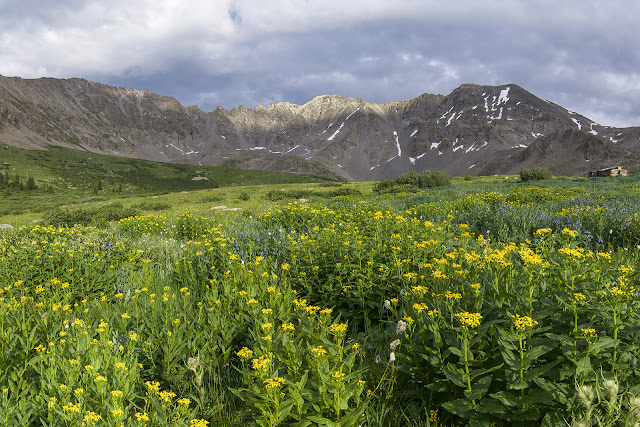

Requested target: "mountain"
[{"left": 1, "top": 75, "right": 639, "bottom": 180}]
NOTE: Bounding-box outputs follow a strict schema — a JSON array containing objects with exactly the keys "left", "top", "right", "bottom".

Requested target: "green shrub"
[
  {"left": 520, "top": 166, "right": 552, "bottom": 182},
  {"left": 372, "top": 179, "right": 396, "bottom": 193},
  {"left": 396, "top": 169, "right": 452, "bottom": 189}
]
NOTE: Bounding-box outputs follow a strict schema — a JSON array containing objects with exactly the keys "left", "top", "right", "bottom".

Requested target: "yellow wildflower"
[
  {"left": 330, "top": 323, "right": 348, "bottom": 335},
  {"left": 281, "top": 323, "right": 295, "bottom": 332},
  {"left": 159, "top": 390, "right": 176, "bottom": 402},
  {"left": 83, "top": 411, "right": 101, "bottom": 424},
  {"left": 251, "top": 355, "right": 271, "bottom": 371},
  {"left": 135, "top": 412, "right": 150, "bottom": 423},
  {"left": 263, "top": 377, "right": 285, "bottom": 389},
  {"left": 110, "top": 390, "right": 124, "bottom": 399},
  {"left": 331, "top": 371, "right": 346, "bottom": 381},
  {"left": 237, "top": 347, "right": 253, "bottom": 359},
  {"left": 310, "top": 346, "right": 328, "bottom": 357},
  {"left": 455, "top": 311, "right": 482, "bottom": 329},
  {"left": 62, "top": 402, "right": 81, "bottom": 413},
  {"left": 513, "top": 314, "right": 538, "bottom": 331},
  {"left": 145, "top": 381, "right": 161, "bottom": 392}
]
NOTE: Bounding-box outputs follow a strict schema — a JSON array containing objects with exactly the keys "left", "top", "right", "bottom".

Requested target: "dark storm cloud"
[{"left": 1, "top": 0, "right": 639, "bottom": 126}]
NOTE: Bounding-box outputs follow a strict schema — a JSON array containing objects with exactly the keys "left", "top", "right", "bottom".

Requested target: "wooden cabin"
[{"left": 588, "top": 166, "right": 628, "bottom": 178}]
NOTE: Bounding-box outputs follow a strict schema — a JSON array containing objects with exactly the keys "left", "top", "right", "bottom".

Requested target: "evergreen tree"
[{"left": 27, "top": 176, "right": 36, "bottom": 190}]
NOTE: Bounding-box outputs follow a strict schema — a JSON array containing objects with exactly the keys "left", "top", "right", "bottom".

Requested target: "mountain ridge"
[{"left": 1, "top": 74, "right": 639, "bottom": 180}]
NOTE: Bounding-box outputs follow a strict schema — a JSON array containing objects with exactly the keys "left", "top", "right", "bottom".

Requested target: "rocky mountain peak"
[{"left": 1, "top": 75, "right": 639, "bottom": 180}]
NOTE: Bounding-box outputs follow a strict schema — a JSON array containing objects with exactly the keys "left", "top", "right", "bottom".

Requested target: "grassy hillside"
[{"left": 0, "top": 143, "right": 333, "bottom": 218}]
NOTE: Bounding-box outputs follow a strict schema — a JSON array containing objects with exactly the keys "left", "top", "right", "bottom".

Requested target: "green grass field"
[{"left": 0, "top": 143, "right": 336, "bottom": 222}]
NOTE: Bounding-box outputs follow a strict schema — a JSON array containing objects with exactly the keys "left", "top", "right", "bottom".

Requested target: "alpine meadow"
[{"left": 4, "top": 165, "right": 640, "bottom": 426}]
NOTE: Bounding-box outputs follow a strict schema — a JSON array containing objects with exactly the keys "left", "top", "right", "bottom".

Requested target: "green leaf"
[
  {"left": 521, "top": 388, "right": 554, "bottom": 405},
  {"left": 490, "top": 390, "right": 519, "bottom": 407},
  {"left": 448, "top": 346, "right": 463, "bottom": 358},
  {"left": 592, "top": 337, "right": 618, "bottom": 354},
  {"left": 465, "top": 375, "right": 492, "bottom": 400},
  {"left": 523, "top": 342, "right": 556, "bottom": 367},
  {"left": 522, "top": 360, "right": 560, "bottom": 384},
  {"left": 575, "top": 355, "right": 591, "bottom": 379},
  {"left": 306, "top": 415, "right": 336, "bottom": 427},
  {"left": 541, "top": 411, "right": 565, "bottom": 426},
  {"left": 499, "top": 345, "right": 519, "bottom": 370},
  {"left": 441, "top": 364, "right": 468, "bottom": 388},
  {"left": 278, "top": 399, "right": 294, "bottom": 422},
  {"left": 442, "top": 398, "right": 475, "bottom": 419},
  {"left": 534, "top": 378, "right": 570, "bottom": 405}
]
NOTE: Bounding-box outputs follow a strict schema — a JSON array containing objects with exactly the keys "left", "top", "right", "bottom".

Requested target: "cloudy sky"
[{"left": 1, "top": 0, "right": 639, "bottom": 127}]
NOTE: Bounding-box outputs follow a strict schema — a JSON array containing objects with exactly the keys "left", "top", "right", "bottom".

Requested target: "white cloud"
[{"left": 0, "top": 0, "right": 639, "bottom": 126}]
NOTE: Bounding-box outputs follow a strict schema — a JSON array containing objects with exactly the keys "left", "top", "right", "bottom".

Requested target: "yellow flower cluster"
[
  {"left": 145, "top": 380, "right": 161, "bottom": 392},
  {"left": 237, "top": 347, "right": 253, "bottom": 359},
  {"left": 445, "top": 291, "right": 462, "bottom": 300},
  {"left": 329, "top": 323, "right": 348, "bottom": 335},
  {"left": 135, "top": 412, "right": 150, "bottom": 422},
  {"left": 83, "top": 411, "right": 101, "bottom": 424},
  {"left": 411, "top": 286, "right": 429, "bottom": 295},
  {"left": 331, "top": 371, "right": 346, "bottom": 381},
  {"left": 413, "top": 303, "right": 428, "bottom": 313},
  {"left": 534, "top": 228, "right": 552, "bottom": 237},
  {"left": 573, "top": 293, "right": 587, "bottom": 304},
  {"left": 513, "top": 314, "right": 538, "bottom": 331},
  {"left": 159, "top": 390, "right": 177, "bottom": 402},
  {"left": 561, "top": 228, "right": 579, "bottom": 239},
  {"left": 455, "top": 311, "right": 482, "bottom": 329},
  {"left": 311, "top": 345, "right": 328, "bottom": 357},
  {"left": 252, "top": 354, "right": 271, "bottom": 371},
  {"left": 281, "top": 323, "right": 295, "bottom": 332},
  {"left": 263, "top": 377, "right": 285, "bottom": 389}
]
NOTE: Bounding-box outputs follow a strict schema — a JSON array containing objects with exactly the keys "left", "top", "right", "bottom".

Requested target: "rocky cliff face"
[{"left": 1, "top": 75, "right": 639, "bottom": 180}]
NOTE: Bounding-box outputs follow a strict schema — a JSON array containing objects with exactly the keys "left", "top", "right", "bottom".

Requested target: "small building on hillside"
[{"left": 588, "top": 166, "right": 628, "bottom": 178}]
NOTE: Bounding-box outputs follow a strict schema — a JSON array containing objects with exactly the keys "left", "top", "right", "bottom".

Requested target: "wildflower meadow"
[{"left": 3, "top": 177, "right": 640, "bottom": 426}]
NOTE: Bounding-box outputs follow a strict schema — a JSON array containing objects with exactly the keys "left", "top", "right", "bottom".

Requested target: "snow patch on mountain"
[
  {"left": 327, "top": 123, "right": 345, "bottom": 141},
  {"left": 393, "top": 131, "right": 401, "bottom": 157},
  {"left": 438, "top": 106, "right": 454, "bottom": 123},
  {"left": 497, "top": 87, "right": 510, "bottom": 105},
  {"left": 446, "top": 111, "right": 456, "bottom": 126},
  {"left": 319, "top": 123, "right": 334, "bottom": 135},
  {"left": 571, "top": 118, "right": 582, "bottom": 130}
]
